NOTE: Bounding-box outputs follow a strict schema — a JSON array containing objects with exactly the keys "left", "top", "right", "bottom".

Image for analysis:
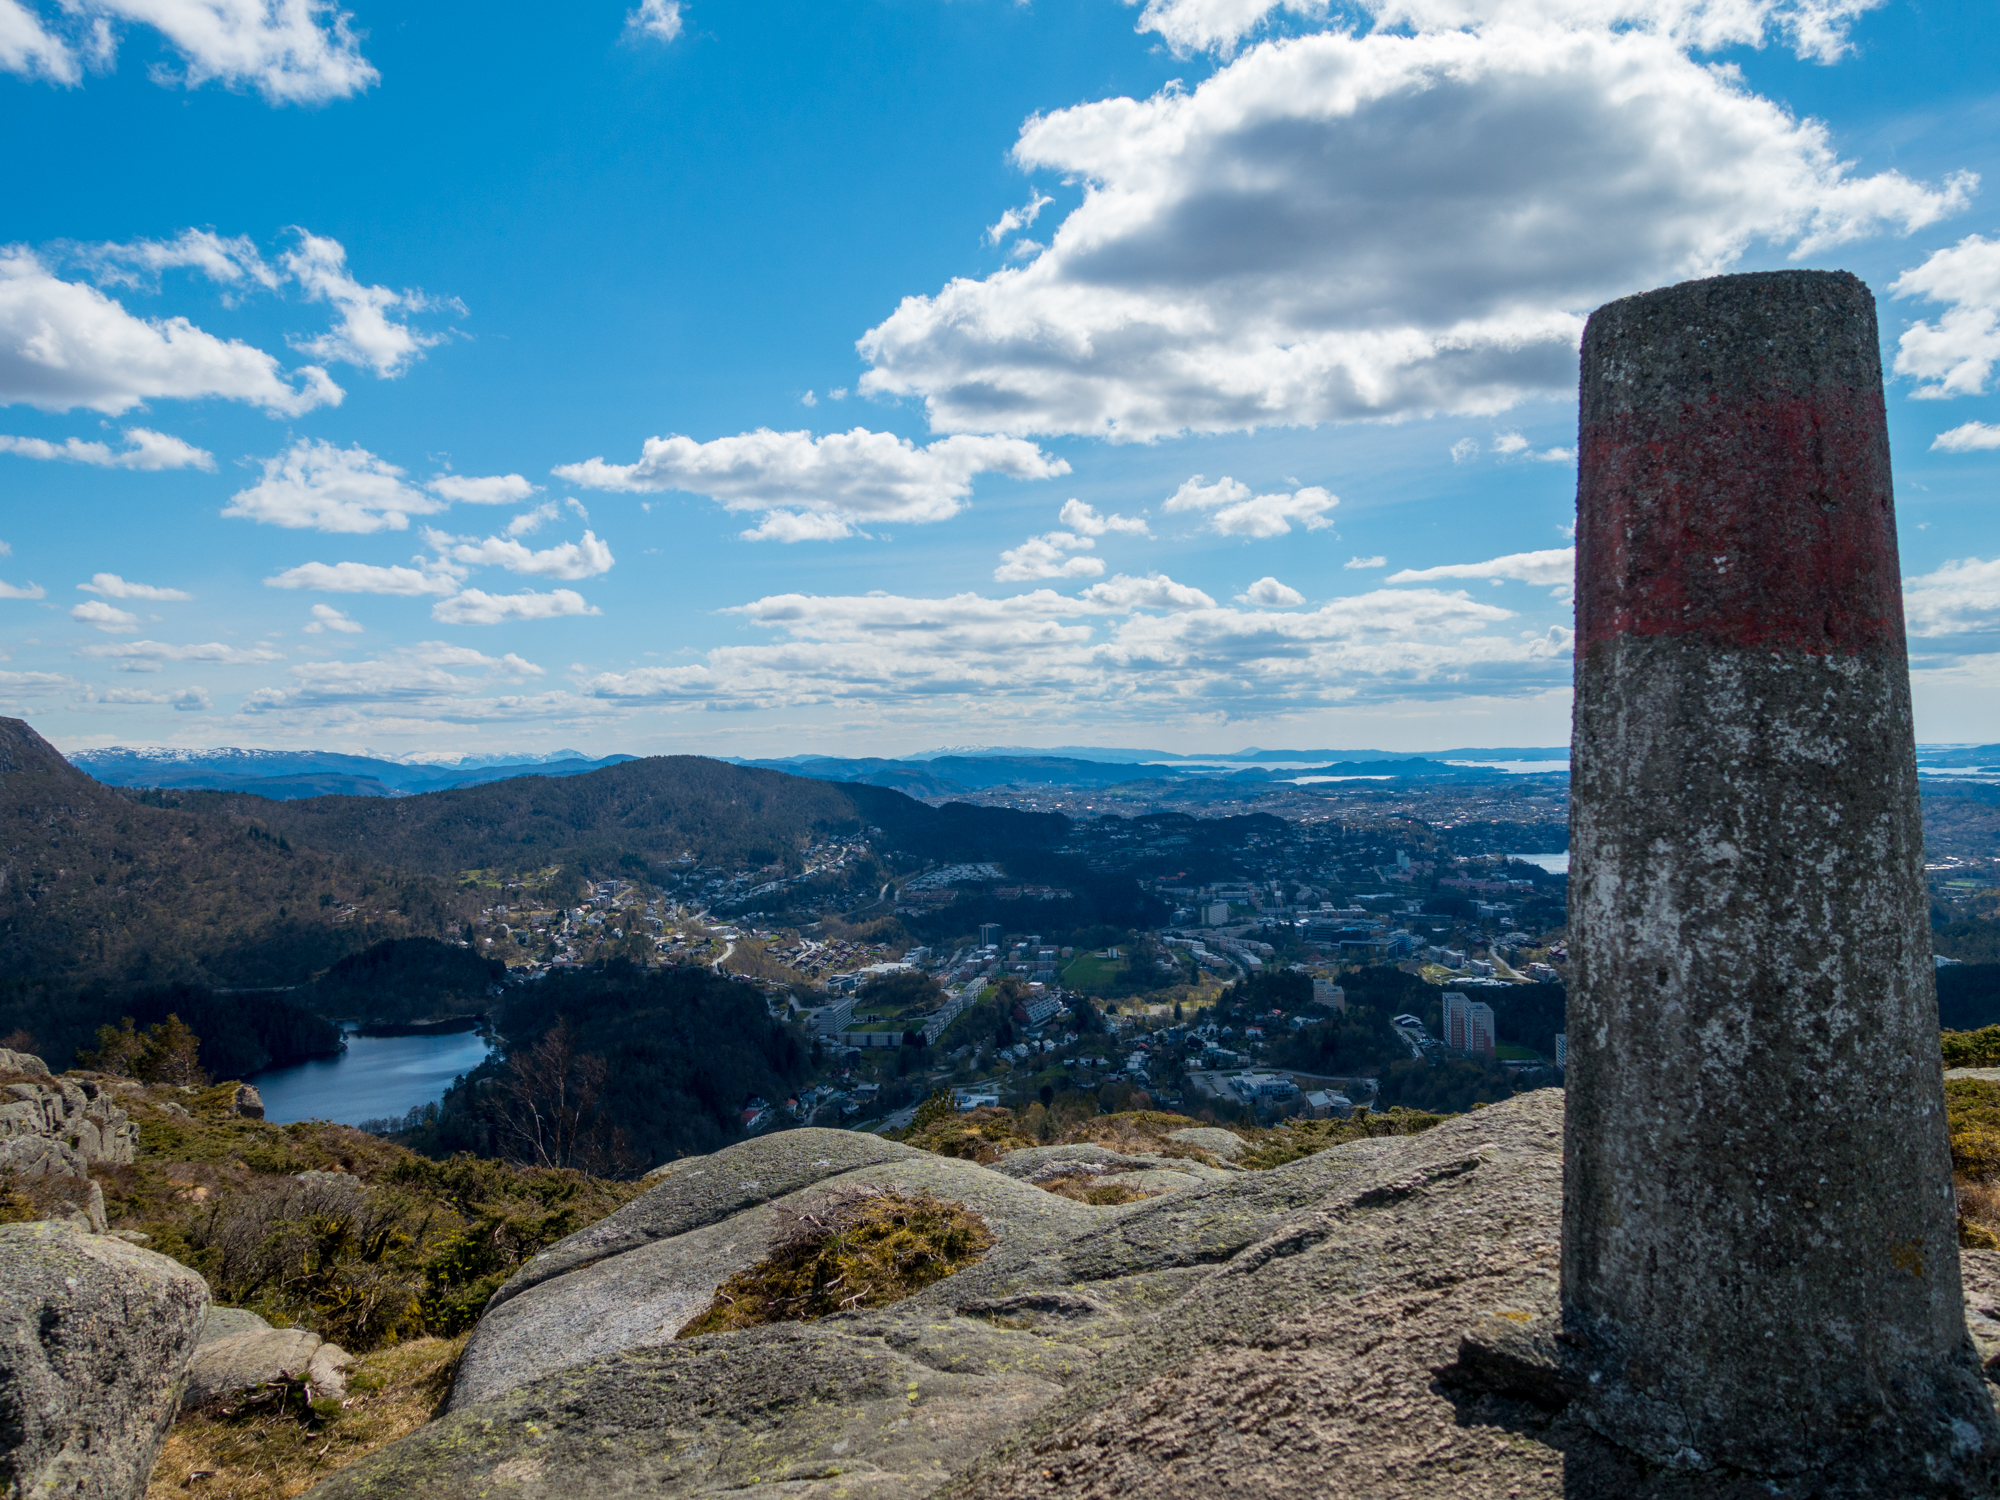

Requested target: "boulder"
[
  {"left": 0, "top": 1220, "right": 209, "bottom": 1500},
  {"left": 198, "top": 1306, "right": 274, "bottom": 1346},
  {"left": 232, "top": 1083, "right": 265, "bottom": 1120},
  {"left": 305, "top": 1094, "right": 2000, "bottom": 1500},
  {"left": 184, "top": 1327, "right": 355, "bottom": 1408}
]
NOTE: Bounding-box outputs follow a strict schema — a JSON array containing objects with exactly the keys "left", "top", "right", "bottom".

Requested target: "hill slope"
[
  {"left": 0, "top": 719, "right": 464, "bottom": 990},
  {"left": 193, "top": 756, "right": 1069, "bottom": 878}
]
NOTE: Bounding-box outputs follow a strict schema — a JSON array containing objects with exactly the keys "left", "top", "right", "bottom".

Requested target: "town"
[{"left": 457, "top": 785, "right": 1582, "bottom": 1131}]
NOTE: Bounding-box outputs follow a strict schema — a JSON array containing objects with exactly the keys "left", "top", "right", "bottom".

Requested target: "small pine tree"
[
  {"left": 135, "top": 1014, "right": 209, "bottom": 1087},
  {"left": 77, "top": 1017, "right": 144, "bottom": 1076}
]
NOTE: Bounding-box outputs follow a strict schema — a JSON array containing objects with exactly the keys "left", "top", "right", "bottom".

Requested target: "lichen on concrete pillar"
[{"left": 1564, "top": 269, "right": 2000, "bottom": 1492}]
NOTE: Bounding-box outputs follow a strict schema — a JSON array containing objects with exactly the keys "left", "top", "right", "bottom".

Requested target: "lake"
[
  {"left": 250, "top": 1029, "right": 494, "bottom": 1127},
  {"left": 1509, "top": 852, "right": 1570, "bottom": 875}
]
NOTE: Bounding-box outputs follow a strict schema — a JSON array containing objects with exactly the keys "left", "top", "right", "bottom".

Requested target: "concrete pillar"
[{"left": 1564, "top": 270, "right": 1999, "bottom": 1490}]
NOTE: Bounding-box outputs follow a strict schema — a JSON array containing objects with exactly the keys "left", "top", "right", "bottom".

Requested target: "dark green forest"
[{"left": 410, "top": 963, "right": 815, "bottom": 1171}]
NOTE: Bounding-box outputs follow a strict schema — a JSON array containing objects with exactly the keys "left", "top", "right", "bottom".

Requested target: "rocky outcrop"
[
  {"left": 450, "top": 1132, "right": 1104, "bottom": 1410},
  {"left": 0, "top": 1053, "right": 139, "bottom": 1180},
  {"left": 303, "top": 1094, "right": 2000, "bottom": 1500},
  {"left": 0, "top": 1220, "right": 209, "bottom": 1500}
]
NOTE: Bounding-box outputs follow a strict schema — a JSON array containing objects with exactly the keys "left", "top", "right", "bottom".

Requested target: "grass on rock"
[
  {"left": 896, "top": 1097, "right": 1447, "bottom": 1175},
  {"left": 677, "top": 1188, "right": 994, "bottom": 1337}
]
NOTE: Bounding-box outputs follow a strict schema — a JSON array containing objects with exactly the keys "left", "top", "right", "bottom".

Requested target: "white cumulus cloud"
[
  {"left": 1904, "top": 557, "right": 2000, "bottom": 638},
  {"left": 1492, "top": 431, "right": 1575, "bottom": 463},
  {"left": 626, "top": 0, "right": 682, "bottom": 42},
  {"left": 1389, "top": 546, "right": 1574, "bottom": 591},
  {"left": 995, "top": 531, "right": 1104, "bottom": 583},
  {"left": 0, "top": 0, "right": 77, "bottom": 83},
  {"left": 553, "top": 426, "right": 1069, "bottom": 538},
  {"left": 225, "top": 440, "right": 446, "bottom": 533},
  {"left": 264, "top": 560, "right": 460, "bottom": 595},
  {"left": 1894, "top": 235, "right": 2000, "bottom": 401},
  {"left": 76, "top": 638, "right": 282, "bottom": 672},
  {"left": 71, "top": 599, "right": 140, "bottom": 632},
  {"left": 1134, "top": 0, "right": 1883, "bottom": 59},
  {"left": 858, "top": 24, "right": 1970, "bottom": 441},
  {"left": 1933, "top": 422, "right": 2000, "bottom": 453},
  {"left": 304, "top": 602, "right": 362, "bottom": 633},
  {"left": 0, "top": 579, "right": 47, "bottom": 599},
  {"left": 283, "top": 233, "right": 452, "bottom": 378},
  {"left": 428, "top": 472, "right": 537, "bottom": 505},
  {"left": 79, "top": 229, "right": 278, "bottom": 291},
  {"left": 226, "top": 442, "right": 432, "bottom": 534},
  {"left": 986, "top": 191, "right": 1054, "bottom": 246},
  {"left": 0, "top": 247, "right": 341, "bottom": 416},
  {"left": 426, "top": 529, "right": 616, "bottom": 581},
  {"left": 1058, "top": 498, "right": 1150, "bottom": 537},
  {"left": 1346, "top": 555, "right": 1387, "bottom": 569},
  {"left": 431, "top": 589, "right": 599, "bottom": 626},
  {"left": 0, "top": 427, "right": 215, "bottom": 469},
  {"left": 79, "top": 573, "right": 192, "bottom": 600},
  {"left": 1078, "top": 573, "right": 1219, "bottom": 612},
  {"left": 241, "top": 642, "right": 548, "bottom": 716},
  {"left": 578, "top": 581, "right": 1566, "bottom": 717},
  {"left": 1236, "top": 576, "right": 1305, "bottom": 606},
  {"left": 0, "top": 0, "right": 378, "bottom": 103},
  {"left": 1163, "top": 475, "right": 1338, "bottom": 537}
]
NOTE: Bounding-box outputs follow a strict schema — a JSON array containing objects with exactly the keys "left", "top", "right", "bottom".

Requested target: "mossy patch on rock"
[
  {"left": 1230, "top": 1106, "right": 1448, "bottom": 1168},
  {"left": 899, "top": 1103, "right": 1449, "bottom": 1173},
  {"left": 676, "top": 1188, "right": 995, "bottom": 1337}
]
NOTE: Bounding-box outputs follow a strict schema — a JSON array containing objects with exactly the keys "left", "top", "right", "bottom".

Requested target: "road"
[{"left": 711, "top": 939, "right": 735, "bottom": 970}]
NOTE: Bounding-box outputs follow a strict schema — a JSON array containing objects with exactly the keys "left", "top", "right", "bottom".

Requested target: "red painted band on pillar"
[{"left": 1575, "top": 386, "right": 1905, "bottom": 656}]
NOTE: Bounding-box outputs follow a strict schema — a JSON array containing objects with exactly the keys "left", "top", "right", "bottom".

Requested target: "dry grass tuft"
[
  {"left": 1033, "top": 1172, "right": 1151, "bottom": 1206},
  {"left": 146, "top": 1335, "right": 466, "bottom": 1499},
  {"left": 677, "top": 1188, "right": 994, "bottom": 1338}
]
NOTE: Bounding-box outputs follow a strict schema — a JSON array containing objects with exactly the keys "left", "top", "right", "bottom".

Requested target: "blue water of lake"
[
  {"left": 250, "top": 1030, "right": 494, "bottom": 1127},
  {"left": 1509, "top": 851, "right": 1570, "bottom": 875}
]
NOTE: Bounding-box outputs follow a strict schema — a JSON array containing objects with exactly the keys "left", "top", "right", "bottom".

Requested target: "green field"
[
  {"left": 1495, "top": 1043, "right": 1541, "bottom": 1062},
  {"left": 1061, "top": 952, "right": 1126, "bottom": 992}
]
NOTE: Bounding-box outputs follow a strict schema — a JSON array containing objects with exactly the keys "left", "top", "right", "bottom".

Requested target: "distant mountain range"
[
  {"left": 724, "top": 753, "right": 1561, "bottom": 793},
  {"left": 68, "top": 746, "right": 639, "bottom": 800},
  {"left": 788, "top": 745, "right": 1576, "bottom": 765}
]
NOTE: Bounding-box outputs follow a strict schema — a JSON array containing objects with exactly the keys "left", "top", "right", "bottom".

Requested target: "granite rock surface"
[
  {"left": 305, "top": 1094, "right": 2000, "bottom": 1500},
  {"left": 0, "top": 1220, "right": 209, "bottom": 1500}
]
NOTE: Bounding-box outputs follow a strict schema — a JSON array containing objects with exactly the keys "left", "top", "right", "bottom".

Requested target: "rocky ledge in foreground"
[{"left": 301, "top": 1091, "right": 2000, "bottom": 1500}]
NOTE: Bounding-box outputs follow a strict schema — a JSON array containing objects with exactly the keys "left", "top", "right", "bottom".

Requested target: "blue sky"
[{"left": 3, "top": 0, "right": 1999, "bottom": 760}]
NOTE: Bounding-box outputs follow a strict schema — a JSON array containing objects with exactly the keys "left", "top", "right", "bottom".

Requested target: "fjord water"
[{"left": 250, "top": 1029, "right": 494, "bottom": 1126}]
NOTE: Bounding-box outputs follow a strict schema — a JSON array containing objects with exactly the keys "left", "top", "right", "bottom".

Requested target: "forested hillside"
[
  {"left": 188, "top": 755, "right": 1069, "bottom": 876},
  {"left": 411, "top": 962, "right": 815, "bottom": 1170},
  {"left": 0, "top": 719, "right": 465, "bottom": 992}
]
